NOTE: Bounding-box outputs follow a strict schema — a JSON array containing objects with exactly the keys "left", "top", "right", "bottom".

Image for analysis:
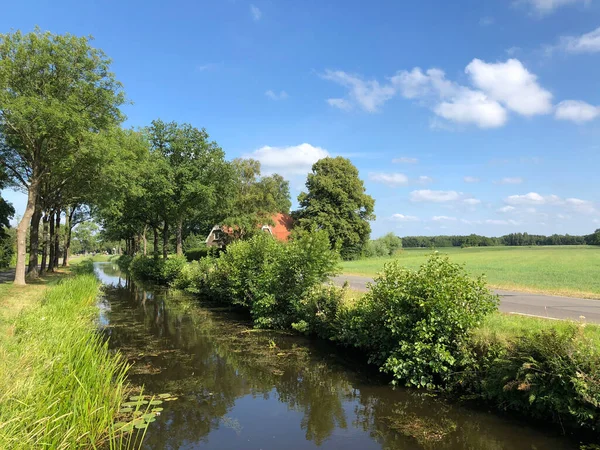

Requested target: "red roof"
[{"left": 268, "top": 213, "right": 294, "bottom": 241}]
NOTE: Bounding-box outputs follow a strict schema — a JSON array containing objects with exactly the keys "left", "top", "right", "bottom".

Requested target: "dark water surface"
[{"left": 94, "top": 262, "right": 579, "bottom": 450}]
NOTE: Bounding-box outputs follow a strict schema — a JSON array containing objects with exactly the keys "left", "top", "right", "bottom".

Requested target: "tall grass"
[{"left": 0, "top": 272, "right": 131, "bottom": 449}]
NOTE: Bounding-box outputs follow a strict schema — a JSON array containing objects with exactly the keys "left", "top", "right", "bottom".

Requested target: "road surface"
[{"left": 332, "top": 274, "right": 600, "bottom": 324}]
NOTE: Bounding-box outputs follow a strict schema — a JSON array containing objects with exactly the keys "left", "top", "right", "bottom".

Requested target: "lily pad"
[
  {"left": 119, "top": 407, "right": 133, "bottom": 413},
  {"left": 158, "top": 393, "right": 172, "bottom": 399},
  {"left": 149, "top": 400, "right": 162, "bottom": 406}
]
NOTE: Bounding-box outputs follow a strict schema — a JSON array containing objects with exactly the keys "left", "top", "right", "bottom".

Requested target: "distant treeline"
[{"left": 402, "top": 231, "right": 600, "bottom": 248}]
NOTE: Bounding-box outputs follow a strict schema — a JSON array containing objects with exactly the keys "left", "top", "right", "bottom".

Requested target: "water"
[{"left": 94, "top": 262, "right": 580, "bottom": 450}]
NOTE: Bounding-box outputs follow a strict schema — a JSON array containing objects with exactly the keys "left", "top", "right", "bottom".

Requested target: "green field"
[{"left": 342, "top": 245, "right": 600, "bottom": 299}]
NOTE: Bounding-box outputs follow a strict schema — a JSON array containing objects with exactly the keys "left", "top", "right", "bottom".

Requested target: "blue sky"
[{"left": 2, "top": 0, "right": 600, "bottom": 237}]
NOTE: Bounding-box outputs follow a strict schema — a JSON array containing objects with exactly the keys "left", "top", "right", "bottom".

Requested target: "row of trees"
[
  {"left": 0, "top": 29, "right": 377, "bottom": 283},
  {"left": 401, "top": 231, "right": 600, "bottom": 248}
]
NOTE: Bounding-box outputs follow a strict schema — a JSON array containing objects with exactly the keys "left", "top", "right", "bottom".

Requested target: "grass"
[
  {"left": 0, "top": 261, "right": 137, "bottom": 449},
  {"left": 342, "top": 245, "right": 600, "bottom": 298}
]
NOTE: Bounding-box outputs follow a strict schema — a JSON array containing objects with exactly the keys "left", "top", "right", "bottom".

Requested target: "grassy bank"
[
  {"left": 0, "top": 263, "right": 132, "bottom": 448},
  {"left": 342, "top": 245, "right": 600, "bottom": 298}
]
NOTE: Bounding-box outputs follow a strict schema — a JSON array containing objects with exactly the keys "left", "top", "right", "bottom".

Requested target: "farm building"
[{"left": 205, "top": 213, "right": 294, "bottom": 248}]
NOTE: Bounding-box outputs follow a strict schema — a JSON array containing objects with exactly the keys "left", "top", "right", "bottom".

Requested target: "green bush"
[
  {"left": 184, "top": 247, "right": 211, "bottom": 261},
  {"left": 470, "top": 324, "right": 600, "bottom": 431},
  {"left": 129, "top": 254, "right": 188, "bottom": 285},
  {"left": 180, "top": 229, "right": 340, "bottom": 329},
  {"left": 292, "top": 284, "right": 346, "bottom": 339},
  {"left": 363, "top": 233, "right": 402, "bottom": 258},
  {"left": 0, "top": 228, "right": 15, "bottom": 268},
  {"left": 341, "top": 255, "right": 498, "bottom": 389},
  {"left": 116, "top": 254, "right": 133, "bottom": 272}
]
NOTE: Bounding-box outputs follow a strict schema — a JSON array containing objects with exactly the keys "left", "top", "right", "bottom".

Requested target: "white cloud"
[
  {"left": 466, "top": 59, "right": 553, "bottom": 116},
  {"left": 463, "top": 198, "right": 481, "bottom": 205},
  {"left": 321, "top": 70, "right": 395, "bottom": 113},
  {"left": 368, "top": 172, "right": 409, "bottom": 187},
  {"left": 432, "top": 215, "right": 457, "bottom": 221},
  {"left": 555, "top": 100, "right": 600, "bottom": 123},
  {"left": 248, "top": 143, "right": 329, "bottom": 177},
  {"left": 485, "top": 219, "right": 520, "bottom": 225},
  {"left": 327, "top": 98, "right": 352, "bottom": 111},
  {"left": 410, "top": 190, "right": 461, "bottom": 202},
  {"left": 461, "top": 219, "right": 483, "bottom": 225},
  {"left": 434, "top": 89, "right": 508, "bottom": 128},
  {"left": 521, "top": 0, "right": 589, "bottom": 14},
  {"left": 565, "top": 198, "right": 597, "bottom": 214},
  {"left": 196, "top": 63, "right": 220, "bottom": 72},
  {"left": 391, "top": 214, "right": 420, "bottom": 222},
  {"left": 250, "top": 4, "right": 262, "bottom": 20},
  {"left": 265, "top": 90, "right": 289, "bottom": 101},
  {"left": 323, "top": 58, "right": 555, "bottom": 128},
  {"left": 392, "top": 157, "right": 418, "bottom": 164},
  {"left": 416, "top": 176, "right": 433, "bottom": 185},
  {"left": 505, "top": 192, "right": 560, "bottom": 205},
  {"left": 497, "top": 205, "right": 516, "bottom": 213},
  {"left": 464, "top": 176, "right": 481, "bottom": 183},
  {"left": 495, "top": 177, "right": 524, "bottom": 185},
  {"left": 560, "top": 26, "right": 600, "bottom": 53}
]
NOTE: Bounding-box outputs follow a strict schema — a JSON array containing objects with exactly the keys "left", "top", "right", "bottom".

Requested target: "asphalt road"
[{"left": 332, "top": 274, "right": 600, "bottom": 324}]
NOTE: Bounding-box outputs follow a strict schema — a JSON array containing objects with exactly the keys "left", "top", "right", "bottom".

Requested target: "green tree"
[
  {"left": 0, "top": 168, "right": 14, "bottom": 238},
  {"left": 294, "top": 157, "right": 375, "bottom": 260},
  {"left": 0, "top": 28, "right": 125, "bottom": 284},
  {"left": 223, "top": 158, "right": 291, "bottom": 240},
  {"left": 72, "top": 221, "right": 99, "bottom": 254}
]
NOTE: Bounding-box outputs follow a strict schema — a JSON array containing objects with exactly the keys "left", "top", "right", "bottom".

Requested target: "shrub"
[
  {"left": 0, "top": 229, "right": 14, "bottom": 268},
  {"left": 471, "top": 324, "right": 600, "bottom": 431},
  {"left": 363, "top": 233, "right": 402, "bottom": 258},
  {"left": 129, "top": 254, "right": 187, "bottom": 285},
  {"left": 343, "top": 255, "right": 498, "bottom": 389},
  {"left": 292, "top": 284, "right": 346, "bottom": 339},
  {"left": 116, "top": 254, "right": 133, "bottom": 272},
  {"left": 185, "top": 247, "right": 211, "bottom": 262}
]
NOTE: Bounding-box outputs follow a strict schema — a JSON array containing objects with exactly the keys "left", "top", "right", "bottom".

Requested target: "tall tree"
[
  {"left": 224, "top": 158, "right": 291, "bottom": 240},
  {"left": 0, "top": 168, "right": 14, "bottom": 238},
  {"left": 294, "top": 157, "right": 375, "bottom": 260},
  {"left": 0, "top": 29, "right": 125, "bottom": 284}
]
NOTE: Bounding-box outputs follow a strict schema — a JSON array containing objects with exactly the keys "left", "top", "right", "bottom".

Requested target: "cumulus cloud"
[
  {"left": 248, "top": 143, "right": 329, "bottom": 177},
  {"left": 369, "top": 173, "right": 433, "bottom": 187},
  {"left": 497, "top": 205, "right": 516, "bottom": 213},
  {"left": 265, "top": 90, "right": 289, "bottom": 101},
  {"left": 464, "top": 176, "right": 481, "bottom": 183},
  {"left": 432, "top": 215, "right": 457, "bottom": 221},
  {"left": 434, "top": 89, "right": 508, "bottom": 128},
  {"left": 392, "top": 157, "right": 418, "bottom": 164},
  {"left": 391, "top": 214, "right": 420, "bottom": 222},
  {"left": 410, "top": 190, "right": 461, "bottom": 202},
  {"left": 495, "top": 177, "right": 524, "bottom": 185},
  {"left": 522, "top": 0, "right": 589, "bottom": 14},
  {"left": 466, "top": 59, "right": 553, "bottom": 116},
  {"left": 505, "top": 192, "right": 560, "bottom": 205},
  {"left": 560, "top": 26, "right": 600, "bottom": 53},
  {"left": 565, "top": 198, "right": 597, "bottom": 214},
  {"left": 327, "top": 98, "right": 352, "bottom": 111},
  {"left": 485, "top": 219, "right": 520, "bottom": 225},
  {"left": 250, "top": 4, "right": 262, "bottom": 20},
  {"left": 321, "top": 70, "right": 395, "bottom": 113},
  {"left": 368, "top": 172, "right": 409, "bottom": 187},
  {"left": 555, "top": 100, "right": 600, "bottom": 123},
  {"left": 463, "top": 198, "right": 481, "bottom": 205}
]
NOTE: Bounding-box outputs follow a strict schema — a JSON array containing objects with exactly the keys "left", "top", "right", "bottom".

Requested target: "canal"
[{"left": 94, "top": 262, "right": 579, "bottom": 450}]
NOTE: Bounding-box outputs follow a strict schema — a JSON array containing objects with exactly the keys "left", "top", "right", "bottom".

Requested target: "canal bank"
[{"left": 95, "top": 261, "right": 583, "bottom": 450}]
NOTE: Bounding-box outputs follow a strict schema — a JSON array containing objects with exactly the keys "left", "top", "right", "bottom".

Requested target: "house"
[{"left": 205, "top": 213, "right": 294, "bottom": 248}]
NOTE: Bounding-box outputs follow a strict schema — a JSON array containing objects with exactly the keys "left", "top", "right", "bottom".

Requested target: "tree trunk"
[
  {"left": 153, "top": 227, "right": 159, "bottom": 259},
  {"left": 40, "top": 211, "right": 50, "bottom": 273},
  {"left": 62, "top": 207, "right": 74, "bottom": 267},
  {"left": 53, "top": 212, "right": 60, "bottom": 268},
  {"left": 162, "top": 221, "right": 169, "bottom": 260},
  {"left": 176, "top": 220, "right": 183, "bottom": 256},
  {"left": 48, "top": 210, "right": 56, "bottom": 272},
  {"left": 14, "top": 175, "right": 40, "bottom": 285},
  {"left": 27, "top": 199, "right": 42, "bottom": 278},
  {"left": 143, "top": 226, "right": 147, "bottom": 256}
]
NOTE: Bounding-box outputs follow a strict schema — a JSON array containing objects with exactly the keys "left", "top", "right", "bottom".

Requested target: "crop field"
[{"left": 341, "top": 245, "right": 600, "bottom": 298}]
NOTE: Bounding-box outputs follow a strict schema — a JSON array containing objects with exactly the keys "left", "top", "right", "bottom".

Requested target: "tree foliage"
[{"left": 294, "top": 157, "right": 375, "bottom": 260}]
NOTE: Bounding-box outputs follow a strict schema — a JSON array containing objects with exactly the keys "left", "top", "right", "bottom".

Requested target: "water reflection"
[{"left": 94, "top": 262, "right": 577, "bottom": 450}]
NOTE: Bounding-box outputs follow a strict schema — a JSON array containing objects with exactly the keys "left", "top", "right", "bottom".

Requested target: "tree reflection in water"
[{"left": 96, "top": 263, "right": 577, "bottom": 450}]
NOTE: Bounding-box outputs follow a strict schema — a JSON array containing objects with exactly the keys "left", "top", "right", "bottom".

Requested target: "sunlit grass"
[
  {"left": 342, "top": 245, "right": 600, "bottom": 298},
  {"left": 0, "top": 269, "right": 134, "bottom": 448}
]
